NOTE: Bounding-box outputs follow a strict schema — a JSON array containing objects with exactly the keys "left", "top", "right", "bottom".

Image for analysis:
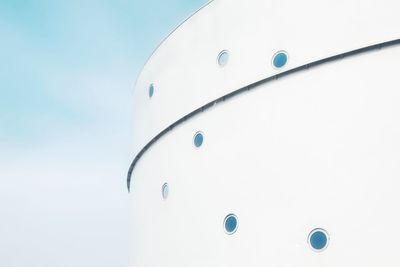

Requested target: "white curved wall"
[
  {"left": 130, "top": 0, "right": 400, "bottom": 266},
  {"left": 132, "top": 0, "right": 400, "bottom": 156},
  {"left": 131, "top": 46, "right": 400, "bottom": 266}
]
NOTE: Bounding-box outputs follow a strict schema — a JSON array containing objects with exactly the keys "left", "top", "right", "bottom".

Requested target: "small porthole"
[
  {"left": 308, "top": 228, "right": 329, "bottom": 252},
  {"left": 149, "top": 84, "right": 154, "bottom": 98},
  {"left": 272, "top": 51, "right": 288, "bottom": 69},
  {"left": 161, "top": 183, "right": 169, "bottom": 200},
  {"left": 217, "top": 50, "right": 229, "bottom": 67},
  {"left": 224, "top": 214, "right": 238, "bottom": 235},
  {"left": 193, "top": 131, "right": 204, "bottom": 148}
]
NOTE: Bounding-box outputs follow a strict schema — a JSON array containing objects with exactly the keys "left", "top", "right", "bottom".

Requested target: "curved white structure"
[{"left": 129, "top": 0, "right": 400, "bottom": 266}]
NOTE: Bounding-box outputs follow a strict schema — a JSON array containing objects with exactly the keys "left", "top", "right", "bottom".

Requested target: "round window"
[
  {"left": 149, "top": 84, "right": 154, "bottom": 98},
  {"left": 224, "top": 214, "right": 238, "bottom": 235},
  {"left": 308, "top": 228, "right": 329, "bottom": 252},
  {"left": 217, "top": 50, "right": 229, "bottom": 67},
  {"left": 193, "top": 132, "right": 204, "bottom": 148},
  {"left": 161, "top": 183, "right": 169, "bottom": 200},
  {"left": 272, "top": 51, "right": 288, "bottom": 69}
]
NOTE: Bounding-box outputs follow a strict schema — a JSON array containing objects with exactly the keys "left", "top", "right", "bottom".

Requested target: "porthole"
[
  {"left": 193, "top": 131, "right": 204, "bottom": 148},
  {"left": 217, "top": 50, "right": 229, "bottom": 67},
  {"left": 161, "top": 183, "right": 169, "bottom": 200},
  {"left": 149, "top": 84, "right": 154, "bottom": 98},
  {"left": 308, "top": 228, "right": 329, "bottom": 252},
  {"left": 272, "top": 51, "right": 288, "bottom": 69},
  {"left": 224, "top": 214, "right": 238, "bottom": 235}
]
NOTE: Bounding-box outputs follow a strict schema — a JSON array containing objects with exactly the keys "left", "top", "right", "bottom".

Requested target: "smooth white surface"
[
  {"left": 131, "top": 45, "right": 400, "bottom": 265},
  {"left": 130, "top": 0, "right": 400, "bottom": 265},
  {"left": 131, "top": 0, "right": 400, "bottom": 156}
]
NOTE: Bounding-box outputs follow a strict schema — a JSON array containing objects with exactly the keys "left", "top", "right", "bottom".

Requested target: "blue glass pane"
[
  {"left": 194, "top": 132, "right": 204, "bottom": 147},
  {"left": 218, "top": 51, "right": 229, "bottom": 67},
  {"left": 309, "top": 230, "right": 328, "bottom": 250},
  {"left": 149, "top": 84, "right": 154, "bottom": 98},
  {"left": 224, "top": 214, "right": 238, "bottom": 234},
  {"left": 273, "top": 52, "right": 288, "bottom": 68}
]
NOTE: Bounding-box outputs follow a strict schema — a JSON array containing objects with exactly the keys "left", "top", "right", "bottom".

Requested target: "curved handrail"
[{"left": 127, "top": 38, "right": 400, "bottom": 192}]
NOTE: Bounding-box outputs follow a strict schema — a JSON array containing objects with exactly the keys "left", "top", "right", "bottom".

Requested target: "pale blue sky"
[{"left": 0, "top": 1, "right": 206, "bottom": 266}]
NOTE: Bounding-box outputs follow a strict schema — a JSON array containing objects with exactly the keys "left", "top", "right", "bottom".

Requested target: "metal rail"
[{"left": 127, "top": 39, "right": 400, "bottom": 192}]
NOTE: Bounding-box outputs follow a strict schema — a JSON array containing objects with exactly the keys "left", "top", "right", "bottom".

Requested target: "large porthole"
[
  {"left": 308, "top": 228, "right": 329, "bottom": 252},
  {"left": 224, "top": 214, "right": 238, "bottom": 235},
  {"left": 272, "top": 51, "right": 288, "bottom": 69}
]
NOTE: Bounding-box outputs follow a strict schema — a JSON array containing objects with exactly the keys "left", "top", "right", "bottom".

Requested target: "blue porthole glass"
[
  {"left": 162, "top": 183, "right": 169, "bottom": 200},
  {"left": 224, "top": 214, "right": 238, "bottom": 235},
  {"left": 217, "top": 50, "right": 229, "bottom": 67},
  {"left": 193, "top": 132, "right": 204, "bottom": 147},
  {"left": 272, "top": 51, "right": 288, "bottom": 69},
  {"left": 308, "top": 229, "right": 329, "bottom": 251},
  {"left": 149, "top": 84, "right": 154, "bottom": 98}
]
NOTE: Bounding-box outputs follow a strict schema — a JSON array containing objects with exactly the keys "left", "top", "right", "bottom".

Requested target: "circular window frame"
[
  {"left": 149, "top": 83, "right": 155, "bottom": 98},
  {"left": 223, "top": 214, "right": 238, "bottom": 235},
  {"left": 308, "top": 228, "right": 330, "bottom": 252},
  {"left": 271, "top": 50, "right": 289, "bottom": 69},
  {"left": 193, "top": 131, "right": 204, "bottom": 148},
  {"left": 217, "top": 50, "right": 230, "bottom": 68},
  {"left": 161, "top": 182, "right": 169, "bottom": 200}
]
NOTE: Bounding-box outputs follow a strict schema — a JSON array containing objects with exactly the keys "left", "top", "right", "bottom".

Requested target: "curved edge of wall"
[{"left": 128, "top": 0, "right": 400, "bottom": 190}]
